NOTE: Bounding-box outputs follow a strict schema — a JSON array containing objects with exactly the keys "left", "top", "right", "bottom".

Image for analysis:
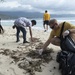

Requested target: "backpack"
[
  {"left": 56, "top": 51, "right": 75, "bottom": 75},
  {"left": 60, "top": 35, "right": 75, "bottom": 53},
  {"left": 56, "top": 22, "right": 75, "bottom": 75},
  {"left": 60, "top": 22, "right": 75, "bottom": 53}
]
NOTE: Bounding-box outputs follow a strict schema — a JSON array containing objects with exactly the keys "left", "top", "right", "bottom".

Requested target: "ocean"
[{"left": 1, "top": 17, "right": 75, "bottom": 30}]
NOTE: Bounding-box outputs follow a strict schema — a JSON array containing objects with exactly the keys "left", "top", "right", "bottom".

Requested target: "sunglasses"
[{"left": 50, "top": 23, "right": 57, "bottom": 29}]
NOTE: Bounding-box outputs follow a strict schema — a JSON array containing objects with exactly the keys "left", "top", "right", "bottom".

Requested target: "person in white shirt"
[{"left": 12, "top": 17, "right": 36, "bottom": 43}]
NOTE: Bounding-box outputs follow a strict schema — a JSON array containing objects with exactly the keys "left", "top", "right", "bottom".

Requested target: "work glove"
[
  {"left": 63, "top": 30, "right": 70, "bottom": 38},
  {"left": 36, "top": 49, "right": 43, "bottom": 55}
]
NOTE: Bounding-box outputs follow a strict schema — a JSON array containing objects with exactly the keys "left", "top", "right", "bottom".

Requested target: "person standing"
[
  {"left": 43, "top": 10, "right": 50, "bottom": 32},
  {"left": 12, "top": 17, "right": 36, "bottom": 43}
]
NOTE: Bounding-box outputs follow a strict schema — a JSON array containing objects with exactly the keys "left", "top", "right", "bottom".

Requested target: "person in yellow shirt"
[
  {"left": 37, "top": 19, "right": 75, "bottom": 55},
  {"left": 43, "top": 10, "right": 50, "bottom": 32}
]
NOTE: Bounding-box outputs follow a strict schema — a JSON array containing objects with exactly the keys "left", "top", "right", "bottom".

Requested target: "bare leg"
[
  {"left": 43, "top": 25, "right": 45, "bottom": 30},
  {"left": 46, "top": 25, "right": 48, "bottom": 31},
  {"left": 43, "top": 25, "right": 47, "bottom": 32},
  {"left": 51, "top": 37, "right": 61, "bottom": 46},
  {"left": 70, "top": 33, "right": 75, "bottom": 41}
]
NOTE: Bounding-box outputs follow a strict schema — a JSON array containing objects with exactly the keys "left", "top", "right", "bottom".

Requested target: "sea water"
[{"left": 1, "top": 17, "right": 75, "bottom": 30}]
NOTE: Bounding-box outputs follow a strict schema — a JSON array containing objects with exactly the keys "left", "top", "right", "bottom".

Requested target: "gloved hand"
[
  {"left": 36, "top": 49, "right": 43, "bottom": 55},
  {"left": 63, "top": 30, "right": 70, "bottom": 38}
]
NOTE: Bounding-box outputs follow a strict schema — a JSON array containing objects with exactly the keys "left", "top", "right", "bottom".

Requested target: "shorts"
[{"left": 43, "top": 20, "right": 49, "bottom": 25}]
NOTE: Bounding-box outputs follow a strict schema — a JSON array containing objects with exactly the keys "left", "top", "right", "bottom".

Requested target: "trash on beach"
[{"left": 0, "top": 41, "right": 54, "bottom": 75}]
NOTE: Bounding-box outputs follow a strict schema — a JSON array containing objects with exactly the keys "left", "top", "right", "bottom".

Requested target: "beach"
[{"left": 0, "top": 26, "right": 61, "bottom": 75}]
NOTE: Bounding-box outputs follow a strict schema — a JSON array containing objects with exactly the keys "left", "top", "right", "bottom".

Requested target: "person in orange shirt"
[{"left": 43, "top": 10, "right": 50, "bottom": 32}]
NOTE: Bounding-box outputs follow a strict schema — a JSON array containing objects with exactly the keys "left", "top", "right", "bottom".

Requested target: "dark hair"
[
  {"left": 31, "top": 20, "right": 36, "bottom": 25},
  {"left": 45, "top": 10, "right": 47, "bottom": 13}
]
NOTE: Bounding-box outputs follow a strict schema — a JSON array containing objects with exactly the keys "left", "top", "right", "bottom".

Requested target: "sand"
[{"left": 0, "top": 26, "right": 61, "bottom": 75}]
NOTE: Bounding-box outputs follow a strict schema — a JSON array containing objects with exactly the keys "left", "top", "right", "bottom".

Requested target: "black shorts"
[{"left": 43, "top": 20, "right": 49, "bottom": 25}]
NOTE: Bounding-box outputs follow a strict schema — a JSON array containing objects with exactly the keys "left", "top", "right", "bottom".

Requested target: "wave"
[{"left": 1, "top": 18, "right": 75, "bottom": 27}]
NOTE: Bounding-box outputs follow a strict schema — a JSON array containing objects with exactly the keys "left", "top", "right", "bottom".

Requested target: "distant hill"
[
  {"left": 0, "top": 11, "right": 75, "bottom": 20},
  {"left": 0, "top": 11, "right": 43, "bottom": 19}
]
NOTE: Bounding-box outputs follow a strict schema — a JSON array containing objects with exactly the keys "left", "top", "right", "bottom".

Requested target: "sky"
[{"left": 0, "top": 0, "right": 75, "bottom": 14}]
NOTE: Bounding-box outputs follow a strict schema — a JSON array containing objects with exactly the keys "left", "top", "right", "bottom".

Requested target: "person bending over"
[
  {"left": 38, "top": 19, "right": 75, "bottom": 55},
  {"left": 12, "top": 17, "right": 36, "bottom": 43},
  {"left": 0, "top": 18, "right": 4, "bottom": 33}
]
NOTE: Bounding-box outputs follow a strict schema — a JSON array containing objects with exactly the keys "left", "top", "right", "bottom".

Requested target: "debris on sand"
[
  {"left": 18, "top": 48, "right": 54, "bottom": 75},
  {"left": 27, "top": 48, "right": 54, "bottom": 63},
  {"left": 0, "top": 39, "right": 54, "bottom": 75}
]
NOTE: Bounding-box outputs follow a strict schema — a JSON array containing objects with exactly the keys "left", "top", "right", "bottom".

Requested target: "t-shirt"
[
  {"left": 49, "top": 22, "right": 75, "bottom": 40},
  {"left": 14, "top": 17, "right": 32, "bottom": 28},
  {"left": 43, "top": 13, "right": 50, "bottom": 21}
]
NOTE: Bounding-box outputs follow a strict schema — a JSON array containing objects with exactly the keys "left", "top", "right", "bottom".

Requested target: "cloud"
[
  {"left": 0, "top": 1, "right": 19, "bottom": 8},
  {"left": 0, "top": 0, "right": 75, "bottom": 14}
]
